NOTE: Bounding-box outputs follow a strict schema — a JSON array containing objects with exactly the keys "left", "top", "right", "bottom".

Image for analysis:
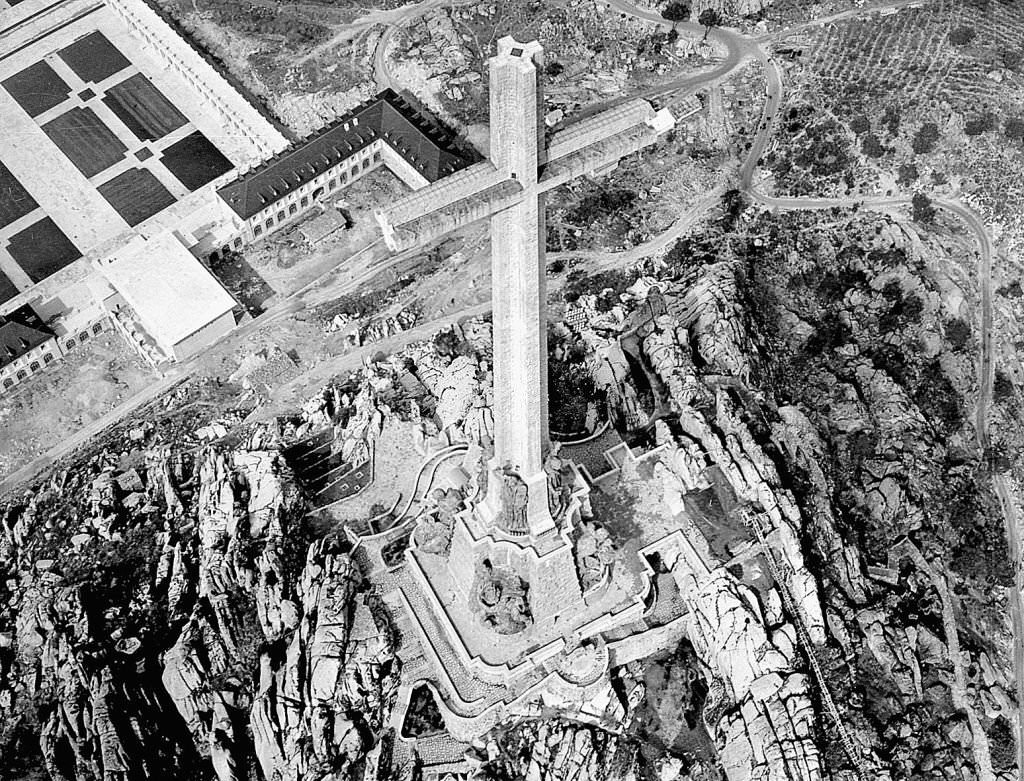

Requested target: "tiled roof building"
[
  {"left": 0, "top": 304, "right": 59, "bottom": 394},
  {"left": 216, "top": 90, "right": 476, "bottom": 241}
]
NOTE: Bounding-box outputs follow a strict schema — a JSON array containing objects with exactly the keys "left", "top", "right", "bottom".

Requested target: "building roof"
[
  {"left": 0, "top": 304, "right": 53, "bottom": 370},
  {"left": 217, "top": 90, "right": 475, "bottom": 220},
  {"left": 98, "top": 232, "right": 236, "bottom": 349}
]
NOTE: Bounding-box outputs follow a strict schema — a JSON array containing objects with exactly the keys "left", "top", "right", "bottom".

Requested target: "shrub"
[
  {"left": 1001, "top": 48, "right": 1022, "bottom": 71},
  {"left": 944, "top": 317, "right": 972, "bottom": 352},
  {"left": 698, "top": 8, "right": 721, "bottom": 29},
  {"left": 911, "top": 122, "right": 940, "bottom": 154},
  {"left": 548, "top": 358, "right": 597, "bottom": 433},
  {"left": 562, "top": 268, "right": 639, "bottom": 309},
  {"left": 861, "top": 133, "right": 885, "bottom": 158},
  {"left": 948, "top": 26, "right": 976, "bottom": 46},
  {"left": 989, "top": 717, "right": 1016, "bottom": 771},
  {"left": 661, "top": 0, "right": 690, "bottom": 22},
  {"left": 912, "top": 192, "right": 936, "bottom": 223},
  {"left": 913, "top": 359, "right": 963, "bottom": 432},
  {"left": 432, "top": 328, "right": 474, "bottom": 358},
  {"left": 849, "top": 115, "right": 870, "bottom": 135},
  {"left": 1004, "top": 117, "right": 1024, "bottom": 143},
  {"left": 896, "top": 163, "right": 919, "bottom": 185},
  {"left": 964, "top": 112, "right": 996, "bottom": 136},
  {"left": 994, "top": 370, "right": 1015, "bottom": 402}
]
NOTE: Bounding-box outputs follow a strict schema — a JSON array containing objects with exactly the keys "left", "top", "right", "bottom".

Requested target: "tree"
[
  {"left": 994, "top": 369, "right": 1015, "bottom": 403},
  {"left": 860, "top": 133, "right": 885, "bottom": 158},
  {"left": 896, "top": 163, "right": 919, "bottom": 185},
  {"left": 1000, "top": 47, "right": 1022, "bottom": 72},
  {"left": 911, "top": 192, "right": 936, "bottom": 223},
  {"left": 911, "top": 122, "right": 940, "bottom": 154},
  {"left": 964, "top": 112, "right": 996, "bottom": 136},
  {"left": 944, "top": 317, "right": 972, "bottom": 352},
  {"left": 949, "top": 26, "right": 976, "bottom": 46},
  {"left": 544, "top": 60, "right": 565, "bottom": 77},
  {"left": 698, "top": 8, "right": 721, "bottom": 40},
  {"left": 1004, "top": 116, "right": 1024, "bottom": 144},
  {"left": 662, "top": 0, "right": 690, "bottom": 22},
  {"left": 849, "top": 114, "right": 870, "bottom": 135}
]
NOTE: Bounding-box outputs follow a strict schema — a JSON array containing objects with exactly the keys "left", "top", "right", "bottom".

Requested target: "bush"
[
  {"left": 661, "top": 0, "right": 690, "bottom": 21},
  {"left": 989, "top": 717, "right": 1016, "bottom": 771},
  {"left": 964, "top": 112, "right": 996, "bottom": 136},
  {"left": 994, "top": 369, "right": 1015, "bottom": 402},
  {"left": 881, "top": 106, "right": 901, "bottom": 136},
  {"left": 562, "top": 268, "right": 639, "bottom": 309},
  {"left": 1004, "top": 117, "right": 1024, "bottom": 143},
  {"left": 548, "top": 358, "right": 596, "bottom": 433},
  {"left": 912, "top": 192, "right": 936, "bottom": 223},
  {"left": 944, "top": 317, "right": 972, "bottom": 352},
  {"left": 1001, "top": 48, "right": 1023, "bottom": 71},
  {"left": 698, "top": 8, "right": 721, "bottom": 29},
  {"left": 896, "top": 163, "right": 919, "bottom": 185},
  {"left": 544, "top": 61, "right": 564, "bottom": 77},
  {"left": 432, "top": 328, "right": 475, "bottom": 358},
  {"left": 861, "top": 133, "right": 885, "bottom": 158},
  {"left": 913, "top": 359, "right": 963, "bottom": 432},
  {"left": 911, "top": 122, "right": 940, "bottom": 154},
  {"left": 948, "top": 26, "right": 976, "bottom": 46},
  {"left": 849, "top": 115, "right": 870, "bottom": 135}
]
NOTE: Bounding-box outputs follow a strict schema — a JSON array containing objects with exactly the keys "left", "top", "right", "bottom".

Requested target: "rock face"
[
  {"left": 0, "top": 428, "right": 398, "bottom": 781},
  {"left": 252, "top": 540, "right": 398, "bottom": 781},
  {"left": 684, "top": 570, "right": 822, "bottom": 781}
]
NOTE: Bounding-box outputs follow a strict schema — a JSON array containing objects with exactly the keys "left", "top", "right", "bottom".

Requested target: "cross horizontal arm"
[
  {"left": 376, "top": 160, "right": 509, "bottom": 250},
  {"left": 378, "top": 178, "right": 524, "bottom": 251},
  {"left": 538, "top": 121, "right": 662, "bottom": 194},
  {"left": 544, "top": 98, "right": 656, "bottom": 163}
]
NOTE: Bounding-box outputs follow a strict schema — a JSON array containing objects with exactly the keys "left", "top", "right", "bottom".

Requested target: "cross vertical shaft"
[{"left": 484, "top": 38, "right": 554, "bottom": 535}]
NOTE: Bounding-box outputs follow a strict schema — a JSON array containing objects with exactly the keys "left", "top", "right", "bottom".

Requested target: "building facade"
[
  {"left": 216, "top": 90, "right": 476, "bottom": 246},
  {"left": 0, "top": 304, "right": 59, "bottom": 395}
]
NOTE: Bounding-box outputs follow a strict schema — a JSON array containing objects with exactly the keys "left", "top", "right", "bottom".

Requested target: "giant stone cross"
[{"left": 377, "top": 37, "right": 673, "bottom": 545}]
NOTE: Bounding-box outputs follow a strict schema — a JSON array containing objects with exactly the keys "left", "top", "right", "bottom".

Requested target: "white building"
[{"left": 96, "top": 232, "right": 237, "bottom": 362}]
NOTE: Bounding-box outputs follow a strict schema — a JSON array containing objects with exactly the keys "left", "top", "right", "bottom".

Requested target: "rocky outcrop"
[
  {"left": 251, "top": 539, "right": 398, "bottom": 781},
  {"left": 681, "top": 569, "right": 823, "bottom": 781}
]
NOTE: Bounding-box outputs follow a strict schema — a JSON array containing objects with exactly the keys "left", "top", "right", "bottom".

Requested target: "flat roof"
[
  {"left": 217, "top": 89, "right": 475, "bottom": 220},
  {"left": 98, "top": 232, "right": 235, "bottom": 348}
]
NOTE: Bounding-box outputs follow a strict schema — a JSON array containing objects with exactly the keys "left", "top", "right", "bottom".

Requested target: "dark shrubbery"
[
  {"left": 944, "top": 318, "right": 972, "bottom": 352},
  {"left": 993, "top": 369, "right": 1015, "bottom": 402},
  {"left": 1004, "top": 117, "right": 1024, "bottom": 144},
  {"left": 548, "top": 357, "right": 597, "bottom": 434},
  {"left": 562, "top": 268, "right": 639, "bottom": 310},
  {"left": 913, "top": 359, "right": 963, "bottom": 432},
  {"left": 912, "top": 192, "right": 936, "bottom": 223},
  {"left": 661, "top": 0, "right": 690, "bottom": 22},
  {"left": 948, "top": 26, "right": 976, "bottom": 46},
  {"left": 896, "top": 163, "right": 919, "bottom": 185},
  {"left": 964, "top": 112, "right": 997, "bottom": 136},
  {"left": 912, "top": 122, "right": 940, "bottom": 154},
  {"left": 861, "top": 133, "right": 886, "bottom": 158}
]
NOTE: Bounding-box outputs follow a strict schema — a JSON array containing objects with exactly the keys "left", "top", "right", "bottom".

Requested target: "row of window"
[
  {"left": 0, "top": 321, "right": 107, "bottom": 391},
  {"left": 62, "top": 322, "right": 106, "bottom": 353},
  {"left": 2, "top": 350, "right": 54, "bottom": 389},
  {"left": 251, "top": 151, "right": 381, "bottom": 238}
]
